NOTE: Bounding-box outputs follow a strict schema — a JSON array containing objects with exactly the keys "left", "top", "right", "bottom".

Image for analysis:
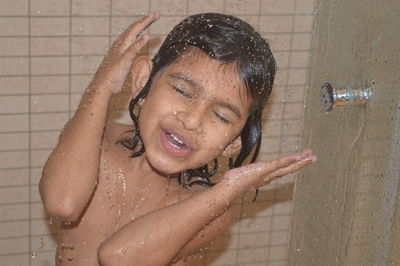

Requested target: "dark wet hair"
[{"left": 119, "top": 13, "right": 276, "bottom": 190}]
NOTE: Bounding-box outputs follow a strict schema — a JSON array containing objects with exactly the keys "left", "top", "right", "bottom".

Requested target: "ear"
[
  {"left": 130, "top": 55, "right": 153, "bottom": 99},
  {"left": 222, "top": 136, "right": 242, "bottom": 158}
]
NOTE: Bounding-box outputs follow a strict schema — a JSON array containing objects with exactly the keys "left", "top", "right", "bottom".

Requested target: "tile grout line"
[
  {"left": 28, "top": 0, "right": 32, "bottom": 264},
  {"left": 266, "top": 0, "right": 299, "bottom": 264},
  {"left": 68, "top": 0, "right": 72, "bottom": 120}
]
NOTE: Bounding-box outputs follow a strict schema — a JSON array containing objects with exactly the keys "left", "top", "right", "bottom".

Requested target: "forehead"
[{"left": 164, "top": 47, "right": 251, "bottom": 107}]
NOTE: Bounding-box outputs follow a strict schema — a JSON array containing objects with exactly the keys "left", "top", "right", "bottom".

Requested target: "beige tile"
[
  {"left": 111, "top": 16, "right": 143, "bottom": 36},
  {"left": 0, "top": 132, "right": 28, "bottom": 150},
  {"left": 286, "top": 86, "right": 305, "bottom": 102},
  {"left": 0, "top": 186, "right": 28, "bottom": 204},
  {"left": 295, "top": 0, "right": 316, "bottom": 14},
  {"left": 261, "top": 0, "right": 295, "bottom": 14},
  {"left": 287, "top": 68, "right": 307, "bottom": 85},
  {"left": 0, "top": 57, "right": 28, "bottom": 76},
  {"left": 0, "top": 114, "right": 28, "bottom": 132},
  {"left": 259, "top": 15, "right": 293, "bottom": 33},
  {"left": 0, "top": 0, "right": 28, "bottom": 15},
  {"left": 239, "top": 232, "right": 270, "bottom": 248},
  {"left": 31, "top": 250, "right": 57, "bottom": 266},
  {"left": 264, "top": 33, "right": 291, "bottom": 51},
  {"left": 267, "top": 260, "right": 287, "bottom": 266},
  {"left": 269, "top": 85, "right": 286, "bottom": 103},
  {"left": 240, "top": 216, "right": 272, "bottom": 233},
  {"left": 31, "top": 76, "right": 69, "bottom": 94},
  {"left": 30, "top": 184, "right": 42, "bottom": 202},
  {"left": 225, "top": 0, "right": 260, "bottom": 14},
  {"left": 0, "top": 37, "right": 28, "bottom": 56},
  {"left": 70, "top": 75, "right": 92, "bottom": 93},
  {"left": 31, "top": 202, "right": 48, "bottom": 220},
  {"left": 281, "top": 135, "right": 300, "bottom": 152},
  {"left": 284, "top": 103, "right": 304, "bottom": 119},
  {"left": 31, "top": 94, "right": 69, "bottom": 113},
  {"left": 272, "top": 200, "right": 293, "bottom": 215},
  {"left": 269, "top": 245, "right": 288, "bottom": 260},
  {"left": 274, "top": 51, "right": 290, "bottom": 69},
  {"left": 0, "top": 95, "right": 29, "bottom": 114},
  {"left": 31, "top": 218, "right": 59, "bottom": 235},
  {"left": 31, "top": 113, "right": 68, "bottom": 131},
  {"left": 292, "top": 33, "right": 313, "bottom": 51},
  {"left": 0, "top": 203, "right": 29, "bottom": 221},
  {"left": 0, "top": 169, "right": 29, "bottom": 186},
  {"left": 188, "top": 0, "right": 224, "bottom": 14},
  {"left": 112, "top": 0, "right": 149, "bottom": 16},
  {"left": 31, "top": 131, "right": 59, "bottom": 149},
  {"left": 0, "top": 76, "right": 29, "bottom": 95},
  {"left": 263, "top": 102, "right": 283, "bottom": 120},
  {"left": 263, "top": 136, "right": 281, "bottom": 153},
  {"left": 151, "top": 0, "right": 187, "bottom": 15},
  {"left": 0, "top": 17, "right": 28, "bottom": 36},
  {"left": 0, "top": 151, "right": 28, "bottom": 168},
  {"left": 263, "top": 120, "right": 282, "bottom": 137},
  {"left": 31, "top": 57, "right": 69, "bottom": 75},
  {"left": 72, "top": 0, "right": 110, "bottom": 15},
  {"left": 235, "top": 15, "right": 259, "bottom": 30},
  {"left": 282, "top": 119, "right": 301, "bottom": 135},
  {"left": 237, "top": 247, "right": 268, "bottom": 264},
  {"left": 0, "top": 238, "right": 29, "bottom": 255},
  {"left": 31, "top": 37, "right": 69, "bottom": 56},
  {"left": 71, "top": 55, "right": 102, "bottom": 74},
  {"left": 31, "top": 149, "right": 52, "bottom": 168},
  {"left": 70, "top": 92, "right": 83, "bottom": 111},
  {"left": 272, "top": 215, "right": 291, "bottom": 230},
  {"left": 30, "top": 167, "right": 43, "bottom": 185},
  {"left": 294, "top": 15, "right": 314, "bottom": 32},
  {"left": 150, "top": 16, "right": 186, "bottom": 35},
  {"left": 274, "top": 69, "right": 288, "bottom": 86},
  {"left": 0, "top": 221, "right": 29, "bottom": 238},
  {"left": 31, "top": 17, "right": 69, "bottom": 36},
  {"left": 205, "top": 249, "right": 237, "bottom": 265},
  {"left": 30, "top": 0, "right": 70, "bottom": 16},
  {"left": 30, "top": 235, "right": 58, "bottom": 252},
  {"left": 71, "top": 17, "right": 109, "bottom": 35},
  {"left": 71, "top": 36, "right": 109, "bottom": 55}
]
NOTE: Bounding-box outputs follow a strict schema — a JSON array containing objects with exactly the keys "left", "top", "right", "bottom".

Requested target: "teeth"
[{"left": 170, "top": 133, "right": 184, "bottom": 145}]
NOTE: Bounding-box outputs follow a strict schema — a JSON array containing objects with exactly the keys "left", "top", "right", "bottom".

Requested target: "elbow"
[
  {"left": 42, "top": 196, "right": 82, "bottom": 222},
  {"left": 40, "top": 186, "right": 82, "bottom": 221}
]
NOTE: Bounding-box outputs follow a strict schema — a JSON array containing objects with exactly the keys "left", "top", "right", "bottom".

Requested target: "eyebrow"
[{"left": 168, "top": 72, "right": 242, "bottom": 119}]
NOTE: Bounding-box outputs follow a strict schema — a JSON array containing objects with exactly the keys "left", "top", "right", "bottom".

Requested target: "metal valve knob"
[{"left": 320, "top": 83, "right": 372, "bottom": 112}]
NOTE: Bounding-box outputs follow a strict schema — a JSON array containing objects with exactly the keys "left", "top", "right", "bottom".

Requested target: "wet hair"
[{"left": 119, "top": 13, "right": 276, "bottom": 190}]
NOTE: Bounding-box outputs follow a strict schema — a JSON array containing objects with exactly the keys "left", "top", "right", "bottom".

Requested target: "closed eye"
[
  {"left": 173, "top": 86, "right": 192, "bottom": 98},
  {"left": 213, "top": 111, "right": 230, "bottom": 124}
]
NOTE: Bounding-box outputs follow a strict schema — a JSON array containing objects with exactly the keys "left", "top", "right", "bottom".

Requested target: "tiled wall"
[{"left": 0, "top": 0, "right": 315, "bottom": 265}]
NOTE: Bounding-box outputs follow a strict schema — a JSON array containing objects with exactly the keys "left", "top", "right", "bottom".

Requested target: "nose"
[{"left": 175, "top": 104, "right": 204, "bottom": 133}]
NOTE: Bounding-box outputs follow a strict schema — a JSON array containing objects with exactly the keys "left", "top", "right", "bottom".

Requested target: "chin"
[{"left": 145, "top": 151, "right": 185, "bottom": 175}]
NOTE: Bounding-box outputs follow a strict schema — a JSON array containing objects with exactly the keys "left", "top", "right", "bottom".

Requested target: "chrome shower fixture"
[{"left": 321, "top": 83, "right": 372, "bottom": 112}]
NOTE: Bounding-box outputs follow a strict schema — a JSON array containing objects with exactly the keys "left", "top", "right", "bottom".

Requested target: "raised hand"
[
  {"left": 90, "top": 12, "right": 160, "bottom": 95},
  {"left": 222, "top": 149, "right": 317, "bottom": 193}
]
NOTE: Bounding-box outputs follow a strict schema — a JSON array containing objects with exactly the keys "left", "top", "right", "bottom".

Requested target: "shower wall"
[
  {"left": 0, "top": 0, "right": 315, "bottom": 265},
  {"left": 288, "top": 0, "right": 400, "bottom": 265}
]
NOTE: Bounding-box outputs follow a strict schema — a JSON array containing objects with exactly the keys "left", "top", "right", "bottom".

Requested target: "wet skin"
[{"left": 40, "top": 12, "right": 317, "bottom": 266}]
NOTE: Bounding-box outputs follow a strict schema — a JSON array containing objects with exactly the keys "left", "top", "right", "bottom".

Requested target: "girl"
[{"left": 40, "top": 12, "right": 316, "bottom": 266}]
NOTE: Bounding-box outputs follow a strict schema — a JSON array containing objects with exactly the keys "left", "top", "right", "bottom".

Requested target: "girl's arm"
[
  {"left": 98, "top": 150, "right": 317, "bottom": 266},
  {"left": 39, "top": 12, "right": 160, "bottom": 221}
]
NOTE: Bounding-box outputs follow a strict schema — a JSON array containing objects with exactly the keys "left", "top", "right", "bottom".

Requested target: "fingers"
[
  {"left": 117, "top": 12, "right": 160, "bottom": 54},
  {"left": 265, "top": 153, "right": 316, "bottom": 183},
  {"left": 119, "top": 35, "right": 150, "bottom": 68},
  {"left": 223, "top": 149, "right": 317, "bottom": 191}
]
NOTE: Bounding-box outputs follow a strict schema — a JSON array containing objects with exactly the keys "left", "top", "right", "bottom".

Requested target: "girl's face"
[{"left": 138, "top": 49, "right": 252, "bottom": 174}]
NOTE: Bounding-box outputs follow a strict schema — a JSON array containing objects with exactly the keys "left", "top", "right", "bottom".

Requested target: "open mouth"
[{"left": 160, "top": 129, "right": 192, "bottom": 158}]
